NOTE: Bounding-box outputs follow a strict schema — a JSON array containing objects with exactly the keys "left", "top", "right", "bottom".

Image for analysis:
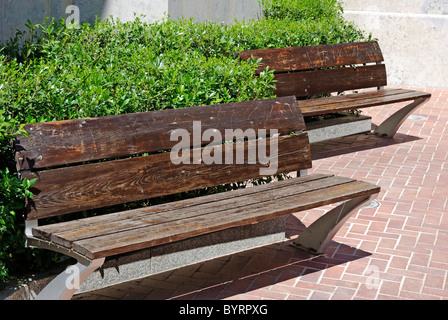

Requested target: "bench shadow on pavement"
[
  {"left": 310, "top": 130, "right": 422, "bottom": 161},
  {"left": 74, "top": 215, "right": 371, "bottom": 300}
]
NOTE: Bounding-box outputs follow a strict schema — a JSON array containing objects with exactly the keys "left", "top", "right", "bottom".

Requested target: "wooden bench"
[
  {"left": 13, "top": 96, "right": 380, "bottom": 300},
  {"left": 236, "top": 41, "right": 431, "bottom": 138}
]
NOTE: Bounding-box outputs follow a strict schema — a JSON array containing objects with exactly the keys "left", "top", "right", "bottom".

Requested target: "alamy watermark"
[
  {"left": 170, "top": 121, "right": 279, "bottom": 176},
  {"left": 65, "top": 265, "right": 80, "bottom": 291},
  {"left": 365, "top": 264, "right": 381, "bottom": 290},
  {"left": 65, "top": 5, "right": 80, "bottom": 29}
]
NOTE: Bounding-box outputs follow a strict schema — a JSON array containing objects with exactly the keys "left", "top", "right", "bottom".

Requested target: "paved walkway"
[{"left": 74, "top": 86, "right": 448, "bottom": 300}]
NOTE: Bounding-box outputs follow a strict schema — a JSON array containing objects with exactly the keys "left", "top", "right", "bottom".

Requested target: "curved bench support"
[
  {"left": 292, "top": 194, "right": 378, "bottom": 255},
  {"left": 34, "top": 257, "right": 104, "bottom": 300},
  {"left": 374, "top": 98, "right": 429, "bottom": 138},
  {"left": 25, "top": 224, "right": 105, "bottom": 300}
]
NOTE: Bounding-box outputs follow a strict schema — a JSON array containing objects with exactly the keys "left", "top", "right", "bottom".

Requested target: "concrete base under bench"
[
  {"left": 306, "top": 115, "right": 372, "bottom": 143},
  {"left": 76, "top": 217, "right": 286, "bottom": 294}
]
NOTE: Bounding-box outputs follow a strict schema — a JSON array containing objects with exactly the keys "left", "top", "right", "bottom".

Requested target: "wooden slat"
[
  {"left": 299, "top": 89, "right": 432, "bottom": 117},
  {"left": 32, "top": 174, "right": 332, "bottom": 242},
  {"left": 24, "top": 133, "right": 312, "bottom": 220},
  {"left": 297, "top": 88, "right": 405, "bottom": 108},
  {"left": 34, "top": 175, "right": 351, "bottom": 247},
  {"left": 14, "top": 96, "right": 304, "bottom": 171},
  {"left": 238, "top": 42, "right": 384, "bottom": 74},
  {"left": 274, "top": 64, "right": 387, "bottom": 98},
  {"left": 70, "top": 178, "right": 380, "bottom": 259}
]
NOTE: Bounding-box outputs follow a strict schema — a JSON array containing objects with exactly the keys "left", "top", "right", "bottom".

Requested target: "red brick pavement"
[{"left": 74, "top": 86, "right": 448, "bottom": 300}]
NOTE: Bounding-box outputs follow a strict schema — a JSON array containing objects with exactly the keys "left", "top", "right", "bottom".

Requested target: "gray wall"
[
  {"left": 342, "top": 0, "right": 448, "bottom": 89},
  {"left": 0, "top": 0, "right": 262, "bottom": 43},
  {"left": 168, "top": 0, "right": 263, "bottom": 24}
]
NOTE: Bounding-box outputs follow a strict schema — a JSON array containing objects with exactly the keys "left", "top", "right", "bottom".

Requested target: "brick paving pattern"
[{"left": 74, "top": 86, "right": 448, "bottom": 300}]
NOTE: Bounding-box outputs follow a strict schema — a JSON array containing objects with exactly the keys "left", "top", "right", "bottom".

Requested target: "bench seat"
[
  {"left": 298, "top": 88, "right": 431, "bottom": 117},
  {"left": 31, "top": 174, "right": 380, "bottom": 260}
]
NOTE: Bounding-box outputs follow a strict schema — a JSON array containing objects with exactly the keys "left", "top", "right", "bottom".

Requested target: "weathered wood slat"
[
  {"left": 297, "top": 88, "right": 405, "bottom": 108},
  {"left": 24, "top": 133, "right": 312, "bottom": 220},
  {"left": 299, "top": 89, "right": 432, "bottom": 117},
  {"left": 14, "top": 96, "right": 304, "bottom": 171},
  {"left": 71, "top": 179, "right": 380, "bottom": 259},
  {"left": 35, "top": 175, "right": 357, "bottom": 247},
  {"left": 237, "top": 42, "right": 384, "bottom": 74},
  {"left": 32, "top": 174, "right": 332, "bottom": 242},
  {"left": 274, "top": 64, "right": 387, "bottom": 98}
]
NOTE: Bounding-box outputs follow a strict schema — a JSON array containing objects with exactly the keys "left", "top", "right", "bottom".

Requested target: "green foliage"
[
  {"left": 0, "top": 0, "right": 370, "bottom": 281},
  {"left": 0, "top": 168, "right": 37, "bottom": 281},
  {"left": 263, "top": 0, "right": 344, "bottom": 21},
  {"left": 0, "top": 111, "right": 38, "bottom": 282},
  {"left": 0, "top": 17, "right": 279, "bottom": 124},
  {"left": 0, "top": 7, "right": 369, "bottom": 124},
  {"left": 0, "top": 110, "right": 28, "bottom": 155}
]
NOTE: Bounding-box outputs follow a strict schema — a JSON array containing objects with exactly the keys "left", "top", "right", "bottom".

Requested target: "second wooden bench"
[{"left": 237, "top": 41, "right": 431, "bottom": 138}]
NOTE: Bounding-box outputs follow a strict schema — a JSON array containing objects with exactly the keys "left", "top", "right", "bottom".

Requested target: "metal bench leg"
[
  {"left": 373, "top": 98, "right": 429, "bottom": 138},
  {"left": 24, "top": 223, "right": 106, "bottom": 300},
  {"left": 292, "top": 194, "right": 378, "bottom": 255},
  {"left": 25, "top": 220, "right": 105, "bottom": 300},
  {"left": 35, "top": 258, "right": 105, "bottom": 300}
]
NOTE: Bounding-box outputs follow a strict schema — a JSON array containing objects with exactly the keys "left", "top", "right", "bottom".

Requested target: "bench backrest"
[
  {"left": 14, "top": 96, "right": 312, "bottom": 221},
  {"left": 237, "top": 41, "right": 387, "bottom": 98}
]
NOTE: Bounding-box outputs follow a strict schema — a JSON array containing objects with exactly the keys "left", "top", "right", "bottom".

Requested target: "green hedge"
[{"left": 0, "top": 0, "right": 371, "bottom": 282}]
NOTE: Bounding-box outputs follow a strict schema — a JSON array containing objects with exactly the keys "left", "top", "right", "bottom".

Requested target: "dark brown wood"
[
  {"left": 74, "top": 179, "right": 380, "bottom": 259},
  {"left": 237, "top": 42, "right": 384, "bottom": 74},
  {"left": 296, "top": 88, "right": 403, "bottom": 107},
  {"left": 23, "top": 133, "right": 312, "bottom": 220},
  {"left": 299, "top": 89, "right": 432, "bottom": 117},
  {"left": 237, "top": 42, "right": 431, "bottom": 120},
  {"left": 31, "top": 174, "right": 329, "bottom": 241},
  {"left": 14, "top": 96, "right": 304, "bottom": 171},
  {"left": 32, "top": 174, "right": 379, "bottom": 259},
  {"left": 32, "top": 174, "right": 331, "bottom": 242},
  {"left": 274, "top": 64, "right": 387, "bottom": 98},
  {"left": 33, "top": 174, "right": 343, "bottom": 246}
]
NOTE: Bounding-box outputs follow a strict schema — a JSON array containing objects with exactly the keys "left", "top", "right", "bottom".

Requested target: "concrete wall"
[
  {"left": 342, "top": 0, "right": 448, "bottom": 89},
  {"left": 169, "top": 0, "right": 263, "bottom": 24},
  {"left": 0, "top": 0, "right": 262, "bottom": 43}
]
